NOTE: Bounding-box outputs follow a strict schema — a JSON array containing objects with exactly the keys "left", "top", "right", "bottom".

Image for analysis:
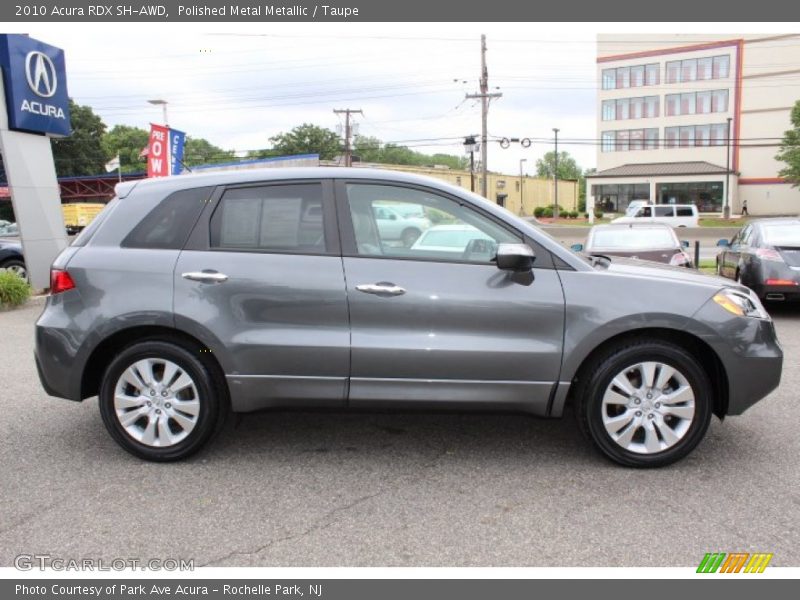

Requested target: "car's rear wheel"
[
  {"left": 0, "top": 259, "right": 27, "bottom": 282},
  {"left": 99, "top": 340, "right": 225, "bottom": 461},
  {"left": 575, "top": 339, "right": 712, "bottom": 468}
]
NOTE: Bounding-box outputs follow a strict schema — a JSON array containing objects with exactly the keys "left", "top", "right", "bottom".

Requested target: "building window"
[
  {"left": 711, "top": 89, "right": 729, "bottom": 112},
  {"left": 645, "top": 64, "right": 659, "bottom": 86},
  {"left": 602, "top": 129, "right": 659, "bottom": 152},
  {"left": 616, "top": 66, "right": 630, "bottom": 88},
  {"left": 697, "top": 57, "right": 713, "bottom": 80},
  {"left": 616, "top": 98, "right": 629, "bottom": 120},
  {"left": 645, "top": 128, "right": 659, "bottom": 149},
  {"left": 679, "top": 126, "right": 695, "bottom": 147},
  {"left": 666, "top": 61, "right": 681, "bottom": 84},
  {"left": 681, "top": 59, "right": 698, "bottom": 82},
  {"left": 665, "top": 127, "right": 679, "bottom": 148},
  {"left": 602, "top": 68, "right": 616, "bottom": 90},
  {"left": 710, "top": 123, "right": 728, "bottom": 146},
  {"left": 602, "top": 100, "right": 615, "bottom": 121},
  {"left": 593, "top": 183, "right": 651, "bottom": 213},
  {"left": 681, "top": 93, "right": 696, "bottom": 115},
  {"left": 666, "top": 94, "right": 679, "bottom": 116},
  {"left": 645, "top": 96, "right": 659, "bottom": 118},
  {"left": 696, "top": 91, "right": 711, "bottom": 114},
  {"left": 713, "top": 55, "right": 730, "bottom": 79},
  {"left": 601, "top": 131, "right": 615, "bottom": 152},
  {"left": 631, "top": 65, "right": 645, "bottom": 87},
  {"left": 630, "top": 97, "right": 644, "bottom": 119},
  {"left": 657, "top": 181, "right": 724, "bottom": 212},
  {"left": 695, "top": 124, "right": 711, "bottom": 146}
]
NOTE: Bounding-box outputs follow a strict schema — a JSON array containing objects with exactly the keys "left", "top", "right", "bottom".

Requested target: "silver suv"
[{"left": 35, "top": 168, "right": 782, "bottom": 466}]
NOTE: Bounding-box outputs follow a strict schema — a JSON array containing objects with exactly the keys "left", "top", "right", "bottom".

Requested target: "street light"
[
  {"left": 552, "top": 128, "right": 560, "bottom": 220},
  {"left": 464, "top": 135, "right": 478, "bottom": 193},
  {"left": 148, "top": 99, "right": 169, "bottom": 126},
  {"left": 519, "top": 158, "right": 527, "bottom": 215}
]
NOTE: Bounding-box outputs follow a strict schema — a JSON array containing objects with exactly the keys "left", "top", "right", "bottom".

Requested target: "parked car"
[
  {"left": 0, "top": 238, "right": 26, "bottom": 281},
  {"left": 0, "top": 221, "right": 19, "bottom": 237},
  {"left": 410, "top": 224, "right": 495, "bottom": 259},
  {"left": 35, "top": 168, "right": 782, "bottom": 467},
  {"left": 716, "top": 218, "right": 800, "bottom": 301},
  {"left": 573, "top": 223, "right": 693, "bottom": 268},
  {"left": 612, "top": 204, "right": 699, "bottom": 228},
  {"left": 372, "top": 203, "right": 431, "bottom": 246}
]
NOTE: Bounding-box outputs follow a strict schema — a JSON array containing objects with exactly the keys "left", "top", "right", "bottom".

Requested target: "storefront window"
[
  {"left": 657, "top": 181, "right": 723, "bottom": 212},
  {"left": 593, "top": 183, "right": 651, "bottom": 213}
]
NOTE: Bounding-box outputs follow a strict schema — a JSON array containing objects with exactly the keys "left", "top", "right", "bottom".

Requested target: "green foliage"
[
  {"left": 535, "top": 151, "right": 582, "bottom": 181},
  {"left": 51, "top": 100, "right": 108, "bottom": 177},
  {"left": 776, "top": 100, "right": 800, "bottom": 186},
  {"left": 183, "top": 137, "right": 235, "bottom": 166},
  {"left": 426, "top": 207, "right": 457, "bottom": 225},
  {"left": 542, "top": 207, "right": 553, "bottom": 218},
  {"left": 594, "top": 210, "right": 604, "bottom": 219},
  {"left": 102, "top": 125, "right": 149, "bottom": 172},
  {"left": 0, "top": 270, "right": 31, "bottom": 308},
  {"left": 354, "top": 135, "right": 467, "bottom": 169},
  {"left": 568, "top": 210, "right": 579, "bottom": 219},
  {"left": 270, "top": 123, "right": 341, "bottom": 160},
  {"left": 533, "top": 206, "right": 545, "bottom": 218}
]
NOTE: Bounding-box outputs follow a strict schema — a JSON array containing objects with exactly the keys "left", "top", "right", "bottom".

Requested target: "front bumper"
[{"left": 691, "top": 296, "right": 783, "bottom": 415}]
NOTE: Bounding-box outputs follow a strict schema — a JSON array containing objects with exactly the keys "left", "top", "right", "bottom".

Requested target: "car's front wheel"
[
  {"left": 575, "top": 339, "right": 712, "bottom": 467},
  {"left": 99, "top": 340, "right": 225, "bottom": 461}
]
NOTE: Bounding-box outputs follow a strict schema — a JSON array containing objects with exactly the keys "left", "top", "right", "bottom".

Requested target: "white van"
[{"left": 612, "top": 203, "right": 699, "bottom": 227}]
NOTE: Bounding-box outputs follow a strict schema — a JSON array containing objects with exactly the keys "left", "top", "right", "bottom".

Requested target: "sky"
[{"left": 5, "top": 22, "right": 787, "bottom": 176}]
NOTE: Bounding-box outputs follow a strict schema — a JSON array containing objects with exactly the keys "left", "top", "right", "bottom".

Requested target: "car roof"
[
  {"left": 115, "top": 167, "right": 464, "bottom": 199},
  {"left": 751, "top": 218, "right": 800, "bottom": 228}
]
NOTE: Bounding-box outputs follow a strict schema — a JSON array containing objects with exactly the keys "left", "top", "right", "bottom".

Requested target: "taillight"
[
  {"left": 765, "top": 279, "right": 798, "bottom": 286},
  {"left": 756, "top": 248, "right": 784, "bottom": 262},
  {"left": 50, "top": 269, "right": 75, "bottom": 294},
  {"left": 670, "top": 251, "right": 692, "bottom": 266}
]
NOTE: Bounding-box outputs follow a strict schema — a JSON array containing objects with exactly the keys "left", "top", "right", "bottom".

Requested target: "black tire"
[
  {"left": 0, "top": 259, "right": 28, "bottom": 282},
  {"left": 574, "top": 339, "right": 712, "bottom": 468},
  {"left": 99, "top": 339, "right": 227, "bottom": 461},
  {"left": 401, "top": 227, "right": 421, "bottom": 247}
]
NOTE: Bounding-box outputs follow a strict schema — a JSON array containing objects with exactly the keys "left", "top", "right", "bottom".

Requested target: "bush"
[
  {"left": 0, "top": 270, "right": 31, "bottom": 308},
  {"left": 533, "top": 206, "right": 545, "bottom": 218},
  {"left": 569, "top": 210, "right": 579, "bottom": 219},
  {"left": 578, "top": 198, "right": 586, "bottom": 213},
  {"left": 594, "top": 210, "right": 604, "bottom": 219},
  {"left": 542, "top": 207, "right": 554, "bottom": 218}
]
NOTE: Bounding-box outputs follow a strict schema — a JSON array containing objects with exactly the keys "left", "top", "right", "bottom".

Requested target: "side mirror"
[
  {"left": 681, "top": 240, "right": 690, "bottom": 248},
  {"left": 570, "top": 243, "right": 584, "bottom": 252},
  {"left": 496, "top": 243, "right": 535, "bottom": 272},
  {"left": 716, "top": 239, "right": 730, "bottom": 247},
  {"left": 389, "top": 214, "right": 397, "bottom": 220}
]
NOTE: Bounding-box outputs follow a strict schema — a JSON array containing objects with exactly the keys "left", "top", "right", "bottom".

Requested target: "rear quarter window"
[
  {"left": 122, "top": 187, "right": 212, "bottom": 249},
  {"left": 676, "top": 207, "right": 694, "bottom": 217}
]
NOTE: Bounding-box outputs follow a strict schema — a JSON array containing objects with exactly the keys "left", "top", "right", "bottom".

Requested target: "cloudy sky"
[{"left": 6, "top": 22, "right": 778, "bottom": 175}]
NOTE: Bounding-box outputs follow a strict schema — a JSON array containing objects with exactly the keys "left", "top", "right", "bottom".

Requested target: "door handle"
[
  {"left": 355, "top": 282, "right": 406, "bottom": 296},
  {"left": 182, "top": 271, "right": 229, "bottom": 284}
]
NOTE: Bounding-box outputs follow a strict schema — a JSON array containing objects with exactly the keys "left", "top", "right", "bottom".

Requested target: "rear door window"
[
  {"left": 209, "top": 183, "right": 327, "bottom": 253},
  {"left": 675, "top": 206, "right": 694, "bottom": 217},
  {"left": 654, "top": 206, "right": 673, "bottom": 217}
]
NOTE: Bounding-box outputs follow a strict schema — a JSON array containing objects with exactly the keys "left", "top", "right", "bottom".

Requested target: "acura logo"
[{"left": 25, "top": 51, "right": 57, "bottom": 98}]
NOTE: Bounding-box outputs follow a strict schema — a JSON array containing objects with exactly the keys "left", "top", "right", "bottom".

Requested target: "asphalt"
[{"left": 1, "top": 303, "right": 798, "bottom": 568}]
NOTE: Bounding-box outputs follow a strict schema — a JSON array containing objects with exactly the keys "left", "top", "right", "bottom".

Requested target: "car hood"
[{"left": 598, "top": 256, "right": 739, "bottom": 290}]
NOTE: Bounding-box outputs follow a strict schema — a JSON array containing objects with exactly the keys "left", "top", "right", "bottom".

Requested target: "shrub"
[
  {"left": 542, "top": 207, "right": 554, "bottom": 218},
  {"left": 0, "top": 270, "right": 31, "bottom": 308},
  {"left": 533, "top": 206, "right": 545, "bottom": 218},
  {"left": 594, "top": 210, "right": 604, "bottom": 219},
  {"left": 569, "top": 211, "right": 579, "bottom": 219}
]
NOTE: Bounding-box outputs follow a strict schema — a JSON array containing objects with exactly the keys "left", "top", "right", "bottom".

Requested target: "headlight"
[{"left": 713, "top": 288, "right": 770, "bottom": 319}]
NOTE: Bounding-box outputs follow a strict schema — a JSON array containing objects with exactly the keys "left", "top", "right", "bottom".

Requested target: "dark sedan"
[
  {"left": 717, "top": 218, "right": 800, "bottom": 301},
  {"left": 0, "top": 238, "right": 26, "bottom": 281},
  {"left": 573, "top": 223, "right": 694, "bottom": 268}
]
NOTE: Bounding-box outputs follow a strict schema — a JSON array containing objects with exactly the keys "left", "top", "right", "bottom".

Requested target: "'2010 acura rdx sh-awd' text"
[{"left": 35, "top": 169, "right": 782, "bottom": 466}]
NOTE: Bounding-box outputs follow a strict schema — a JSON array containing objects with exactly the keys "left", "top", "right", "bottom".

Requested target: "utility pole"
[
  {"left": 333, "top": 108, "right": 363, "bottom": 167},
  {"left": 724, "top": 117, "right": 732, "bottom": 219},
  {"left": 553, "top": 128, "right": 560, "bottom": 220},
  {"left": 519, "top": 158, "right": 527, "bottom": 215},
  {"left": 466, "top": 34, "right": 502, "bottom": 199}
]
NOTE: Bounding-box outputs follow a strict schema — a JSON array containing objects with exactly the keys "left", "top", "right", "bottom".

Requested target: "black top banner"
[{"left": 2, "top": 0, "right": 800, "bottom": 22}]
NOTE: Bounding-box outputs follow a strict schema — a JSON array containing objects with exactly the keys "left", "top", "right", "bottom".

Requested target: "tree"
[
  {"left": 535, "top": 151, "right": 582, "bottom": 181},
  {"left": 183, "top": 137, "right": 235, "bottom": 166},
  {"left": 353, "top": 135, "right": 467, "bottom": 169},
  {"left": 270, "top": 123, "right": 341, "bottom": 160},
  {"left": 50, "top": 99, "right": 108, "bottom": 177},
  {"left": 102, "top": 125, "right": 149, "bottom": 172},
  {"left": 776, "top": 100, "right": 800, "bottom": 186}
]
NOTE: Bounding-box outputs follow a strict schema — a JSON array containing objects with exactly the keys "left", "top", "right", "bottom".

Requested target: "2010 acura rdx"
[{"left": 35, "top": 168, "right": 782, "bottom": 466}]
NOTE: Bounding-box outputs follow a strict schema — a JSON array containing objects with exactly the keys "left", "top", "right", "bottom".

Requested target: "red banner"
[{"left": 147, "top": 124, "right": 170, "bottom": 178}]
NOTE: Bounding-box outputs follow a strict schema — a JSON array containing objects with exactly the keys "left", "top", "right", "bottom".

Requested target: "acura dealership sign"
[{"left": 0, "top": 34, "right": 70, "bottom": 137}]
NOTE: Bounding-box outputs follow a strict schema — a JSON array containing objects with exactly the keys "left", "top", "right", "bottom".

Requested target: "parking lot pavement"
[{"left": 1, "top": 303, "right": 799, "bottom": 568}]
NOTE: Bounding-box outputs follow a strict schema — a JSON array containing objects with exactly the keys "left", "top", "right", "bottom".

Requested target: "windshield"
[
  {"left": 590, "top": 228, "right": 676, "bottom": 250},
  {"left": 762, "top": 224, "right": 800, "bottom": 247},
  {"left": 625, "top": 202, "right": 647, "bottom": 217}
]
